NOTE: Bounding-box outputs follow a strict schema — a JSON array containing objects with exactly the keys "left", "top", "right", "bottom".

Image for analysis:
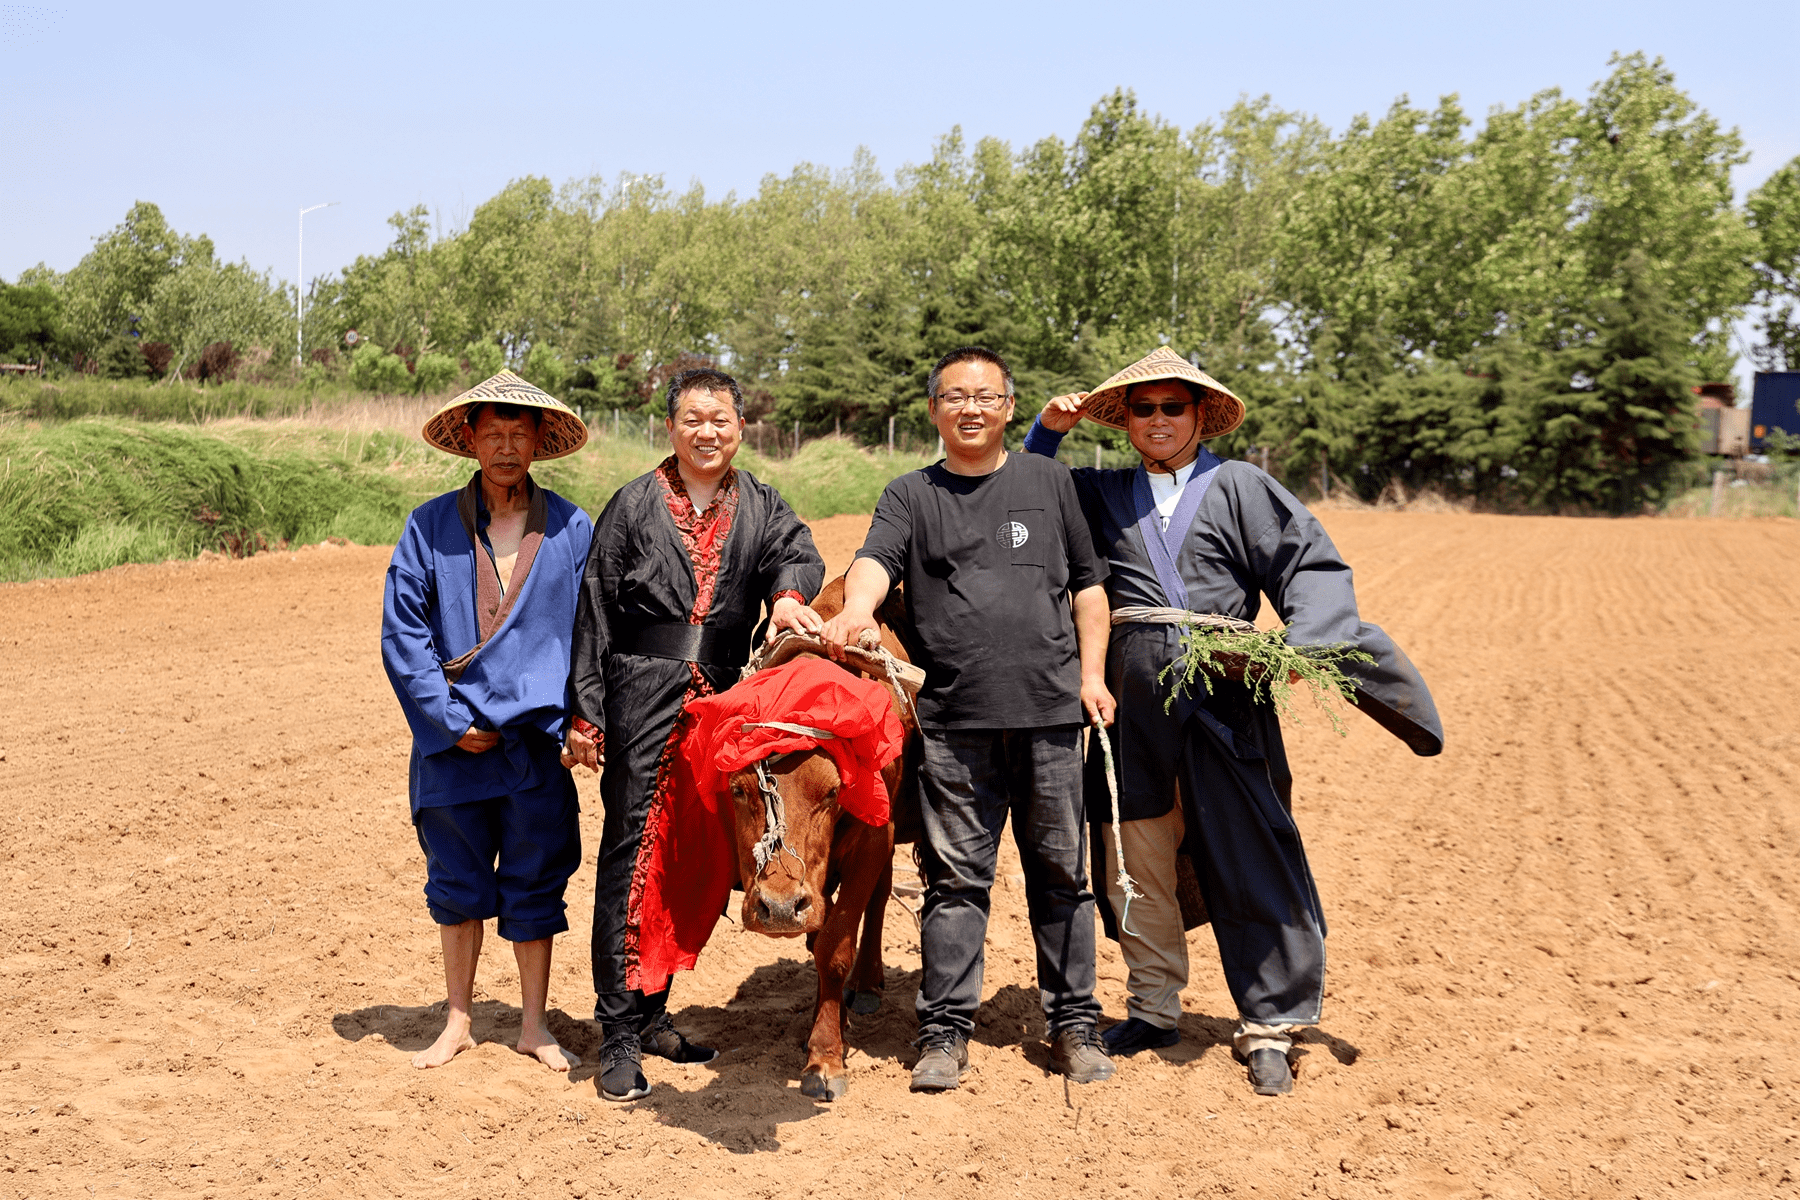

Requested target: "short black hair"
[
  {"left": 928, "top": 346, "right": 1014, "bottom": 401},
  {"left": 464, "top": 401, "right": 542, "bottom": 429},
  {"left": 1124, "top": 379, "right": 1203, "bottom": 406},
  {"left": 666, "top": 368, "right": 744, "bottom": 419}
]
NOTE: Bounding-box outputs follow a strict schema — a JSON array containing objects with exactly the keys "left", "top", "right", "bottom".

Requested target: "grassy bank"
[
  {"left": 0, "top": 418, "right": 929, "bottom": 582},
  {"left": 0, "top": 375, "right": 397, "bottom": 423}
]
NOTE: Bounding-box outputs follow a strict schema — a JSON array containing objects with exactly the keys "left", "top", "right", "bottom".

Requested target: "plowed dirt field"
[{"left": 3, "top": 511, "right": 1798, "bottom": 1200}]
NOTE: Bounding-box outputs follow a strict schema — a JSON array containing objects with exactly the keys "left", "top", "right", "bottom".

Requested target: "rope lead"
[{"left": 1092, "top": 711, "right": 1144, "bottom": 939}]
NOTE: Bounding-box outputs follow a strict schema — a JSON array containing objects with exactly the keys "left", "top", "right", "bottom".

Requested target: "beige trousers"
[
  {"left": 1101, "top": 801, "right": 1297, "bottom": 1055},
  {"left": 1100, "top": 802, "right": 1189, "bottom": 1029}
]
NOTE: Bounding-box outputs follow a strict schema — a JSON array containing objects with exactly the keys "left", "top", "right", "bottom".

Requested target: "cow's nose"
[{"left": 754, "top": 892, "right": 811, "bottom": 927}]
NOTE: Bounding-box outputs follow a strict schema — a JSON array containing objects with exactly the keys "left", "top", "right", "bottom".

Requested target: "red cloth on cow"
[
  {"left": 685, "top": 657, "right": 903, "bottom": 828},
  {"left": 627, "top": 657, "right": 906, "bottom": 993}
]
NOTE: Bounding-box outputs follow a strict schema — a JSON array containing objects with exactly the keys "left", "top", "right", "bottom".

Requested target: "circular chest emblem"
[{"left": 997, "top": 520, "right": 1030, "bottom": 549}]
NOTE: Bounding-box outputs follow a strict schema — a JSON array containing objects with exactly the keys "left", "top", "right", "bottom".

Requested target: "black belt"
[{"left": 618, "top": 622, "right": 750, "bottom": 669}]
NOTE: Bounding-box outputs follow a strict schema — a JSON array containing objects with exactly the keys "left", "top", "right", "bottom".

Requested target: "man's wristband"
[
  {"left": 770, "top": 589, "right": 806, "bottom": 608},
  {"left": 571, "top": 716, "right": 600, "bottom": 740}
]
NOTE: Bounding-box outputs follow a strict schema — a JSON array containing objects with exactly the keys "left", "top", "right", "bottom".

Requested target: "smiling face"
[
  {"left": 462, "top": 407, "right": 542, "bottom": 488},
  {"left": 929, "top": 359, "right": 1014, "bottom": 462},
  {"left": 1124, "top": 380, "right": 1202, "bottom": 471},
  {"left": 667, "top": 387, "right": 744, "bottom": 479}
]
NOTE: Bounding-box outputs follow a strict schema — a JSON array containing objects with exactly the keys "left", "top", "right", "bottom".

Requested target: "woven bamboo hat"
[
  {"left": 422, "top": 370, "right": 589, "bottom": 460},
  {"left": 1080, "top": 347, "right": 1245, "bottom": 438}
]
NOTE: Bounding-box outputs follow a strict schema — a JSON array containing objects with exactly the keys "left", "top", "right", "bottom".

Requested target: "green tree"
[
  {"left": 1748, "top": 156, "right": 1800, "bottom": 370},
  {"left": 413, "top": 352, "right": 458, "bottom": 395},
  {"left": 143, "top": 260, "right": 292, "bottom": 379},
  {"left": 1507, "top": 252, "right": 1698, "bottom": 512},
  {"left": 347, "top": 343, "right": 413, "bottom": 394},
  {"left": 461, "top": 340, "right": 504, "bottom": 379},
  {"left": 57, "top": 202, "right": 216, "bottom": 355},
  {"left": 1567, "top": 53, "right": 1755, "bottom": 376},
  {"left": 0, "top": 280, "right": 63, "bottom": 363}
]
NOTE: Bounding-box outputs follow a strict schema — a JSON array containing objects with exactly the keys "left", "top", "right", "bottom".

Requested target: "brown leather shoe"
[{"left": 1050, "top": 1024, "right": 1115, "bottom": 1084}]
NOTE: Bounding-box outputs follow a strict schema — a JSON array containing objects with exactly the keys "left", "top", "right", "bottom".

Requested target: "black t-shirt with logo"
[{"left": 854, "top": 452, "right": 1108, "bottom": 729}]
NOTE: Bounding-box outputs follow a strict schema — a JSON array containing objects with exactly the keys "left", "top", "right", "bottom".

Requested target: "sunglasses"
[{"left": 1128, "top": 401, "right": 1196, "bottom": 419}]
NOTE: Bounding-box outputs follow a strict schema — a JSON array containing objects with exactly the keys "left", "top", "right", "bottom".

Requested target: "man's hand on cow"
[
  {"left": 457, "top": 726, "right": 500, "bottom": 754},
  {"left": 1038, "top": 392, "right": 1089, "bottom": 434},
  {"left": 1082, "top": 677, "right": 1116, "bottom": 728},
  {"left": 767, "top": 595, "right": 824, "bottom": 643},
  {"left": 819, "top": 608, "right": 879, "bottom": 662},
  {"left": 562, "top": 724, "right": 602, "bottom": 772}
]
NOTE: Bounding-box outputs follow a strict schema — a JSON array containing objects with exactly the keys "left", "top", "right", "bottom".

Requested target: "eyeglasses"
[
  {"left": 1128, "top": 401, "right": 1196, "bottom": 419},
  {"left": 934, "top": 391, "right": 1011, "bottom": 411}
]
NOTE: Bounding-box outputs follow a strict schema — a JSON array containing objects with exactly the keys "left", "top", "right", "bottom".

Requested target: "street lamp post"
[{"left": 296, "top": 202, "right": 339, "bottom": 366}]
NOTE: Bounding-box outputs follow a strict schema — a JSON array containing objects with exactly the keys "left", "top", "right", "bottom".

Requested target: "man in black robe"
[
  {"left": 566, "top": 368, "right": 825, "bottom": 1102},
  {"left": 1023, "top": 346, "right": 1443, "bottom": 1096}
]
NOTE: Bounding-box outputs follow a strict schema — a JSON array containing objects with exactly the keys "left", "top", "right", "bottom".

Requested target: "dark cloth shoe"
[
  {"left": 641, "top": 1011, "right": 718, "bottom": 1064},
  {"left": 1246, "top": 1047, "right": 1293, "bottom": 1096},
  {"left": 909, "top": 1027, "right": 970, "bottom": 1092},
  {"left": 1050, "top": 1024, "right": 1116, "bottom": 1084},
  {"left": 599, "top": 1029, "right": 650, "bottom": 1102},
  {"left": 1102, "top": 1017, "right": 1180, "bottom": 1057}
]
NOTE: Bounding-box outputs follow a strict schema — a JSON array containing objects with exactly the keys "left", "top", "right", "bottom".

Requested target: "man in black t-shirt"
[{"left": 822, "top": 346, "right": 1117, "bottom": 1092}]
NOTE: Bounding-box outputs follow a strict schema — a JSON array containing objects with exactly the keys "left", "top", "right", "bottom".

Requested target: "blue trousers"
[
  {"left": 915, "top": 726, "right": 1101, "bottom": 1038},
  {"left": 414, "top": 759, "right": 581, "bottom": 943}
]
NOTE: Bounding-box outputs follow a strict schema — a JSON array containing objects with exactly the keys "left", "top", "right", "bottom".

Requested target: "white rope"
[
  {"left": 749, "top": 757, "right": 795, "bottom": 876},
  {"left": 862, "top": 635, "right": 920, "bottom": 730},
  {"left": 741, "top": 720, "right": 835, "bottom": 740},
  {"left": 739, "top": 720, "right": 836, "bottom": 876},
  {"left": 1091, "top": 712, "right": 1144, "bottom": 939},
  {"left": 1111, "top": 605, "right": 1257, "bottom": 633}
]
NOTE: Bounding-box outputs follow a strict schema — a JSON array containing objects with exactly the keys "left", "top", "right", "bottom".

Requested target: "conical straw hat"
[
  {"left": 422, "top": 370, "right": 589, "bottom": 460},
  {"left": 1080, "top": 347, "right": 1245, "bottom": 438}
]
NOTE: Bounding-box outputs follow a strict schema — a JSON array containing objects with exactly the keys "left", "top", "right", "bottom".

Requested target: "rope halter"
[{"left": 739, "top": 721, "right": 835, "bottom": 877}]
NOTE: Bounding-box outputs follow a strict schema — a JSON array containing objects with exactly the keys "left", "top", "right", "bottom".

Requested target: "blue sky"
[{"left": 2, "top": 0, "right": 1796, "bottom": 286}]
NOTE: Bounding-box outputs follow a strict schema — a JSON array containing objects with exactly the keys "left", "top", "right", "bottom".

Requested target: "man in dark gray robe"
[{"left": 1024, "top": 346, "right": 1442, "bottom": 1096}]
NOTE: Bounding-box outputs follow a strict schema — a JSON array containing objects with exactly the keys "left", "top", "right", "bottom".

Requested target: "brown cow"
[{"left": 722, "top": 575, "right": 921, "bottom": 1102}]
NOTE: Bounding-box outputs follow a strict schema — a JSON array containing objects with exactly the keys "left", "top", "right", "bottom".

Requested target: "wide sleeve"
[
  {"left": 1238, "top": 468, "right": 1443, "bottom": 756},
  {"left": 753, "top": 484, "right": 825, "bottom": 602},
  {"left": 381, "top": 518, "right": 475, "bottom": 756},
  {"left": 569, "top": 491, "right": 627, "bottom": 733}
]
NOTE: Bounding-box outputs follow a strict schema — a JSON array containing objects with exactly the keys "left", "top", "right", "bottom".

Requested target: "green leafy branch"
[{"left": 1157, "top": 623, "right": 1373, "bottom": 736}]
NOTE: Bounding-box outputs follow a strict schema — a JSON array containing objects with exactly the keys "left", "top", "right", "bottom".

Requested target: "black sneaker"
[
  {"left": 641, "top": 1011, "right": 718, "bottom": 1064},
  {"left": 1101, "top": 1017, "right": 1180, "bottom": 1057},
  {"left": 1245, "top": 1047, "right": 1293, "bottom": 1096},
  {"left": 1049, "top": 1024, "right": 1116, "bottom": 1084},
  {"left": 599, "top": 1029, "right": 650, "bottom": 1102},
  {"left": 909, "top": 1027, "right": 969, "bottom": 1092}
]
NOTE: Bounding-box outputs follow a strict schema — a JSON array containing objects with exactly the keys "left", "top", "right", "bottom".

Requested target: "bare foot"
[
  {"left": 412, "top": 1023, "right": 477, "bottom": 1069},
  {"left": 516, "top": 1033, "right": 579, "bottom": 1073}
]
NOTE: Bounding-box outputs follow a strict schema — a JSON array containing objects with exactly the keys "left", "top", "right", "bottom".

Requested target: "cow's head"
[{"left": 727, "top": 749, "right": 842, "bottom": 936}]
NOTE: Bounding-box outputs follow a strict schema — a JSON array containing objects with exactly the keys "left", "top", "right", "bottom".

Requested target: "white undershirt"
[{"left": 1147, "top": 459, "right": 1199, "bottom": 531}]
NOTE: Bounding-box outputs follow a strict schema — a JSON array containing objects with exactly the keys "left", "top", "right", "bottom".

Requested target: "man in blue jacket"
[{"left": 382, "top": 371, "right": 594, "bottom": 1072}]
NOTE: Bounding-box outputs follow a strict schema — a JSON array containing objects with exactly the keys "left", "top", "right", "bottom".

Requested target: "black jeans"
[{"left": 915, "top": 725, "right": 1101, "bottom": 1038}]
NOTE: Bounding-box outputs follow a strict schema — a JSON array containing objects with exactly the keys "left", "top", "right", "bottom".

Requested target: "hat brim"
[
  {"left": 421, "top": 370, "right": 589, "bottom": 460},
  {"left": 1078, "top": 348, "right": 1245, "bottom": 439}
]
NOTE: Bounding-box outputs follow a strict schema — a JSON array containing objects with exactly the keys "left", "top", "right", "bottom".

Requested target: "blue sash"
[{"left": 1128, "top": 450, "right": 1222, "bottom": 609}]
